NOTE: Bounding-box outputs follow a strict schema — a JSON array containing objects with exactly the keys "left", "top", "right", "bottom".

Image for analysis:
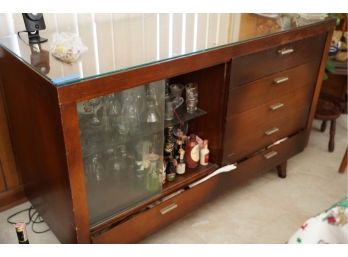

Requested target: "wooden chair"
[{"left": 315, "top": 96, "right": 342, "bottom": 152}]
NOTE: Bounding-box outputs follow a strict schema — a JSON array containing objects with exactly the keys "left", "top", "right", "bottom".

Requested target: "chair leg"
[
  {"left": 339, "top": 149, "right": 347, "bottom": 173},
  {"left": 320, "top": 120, "right": 327, "bottom": 132},
  {"left": 329, "top": 120, "right": 336, "bottom": 152},
  {"left": 277, "top": 161, "right": 287, "bottom": 178}
]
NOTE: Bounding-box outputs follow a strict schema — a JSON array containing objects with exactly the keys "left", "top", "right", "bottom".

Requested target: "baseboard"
[{"left": 0, "top": 185, "right": 27, "bottom": 212}]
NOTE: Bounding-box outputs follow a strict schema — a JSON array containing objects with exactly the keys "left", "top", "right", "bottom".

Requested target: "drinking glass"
[
  {"left": 164, "top": 96, "right": 175, "bottom": 121},
  {"left": 86, "top": 153, "right": 105, "bottom": 182},
  {"left": 185, "top": 82, "right": 198, "bottom": 113},
  {"left": 88, "top": 97, "right": 103, "bottom": 126}
]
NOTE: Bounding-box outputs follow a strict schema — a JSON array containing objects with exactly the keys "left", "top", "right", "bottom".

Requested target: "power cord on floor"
[{"left": 7, "top": 206, "right": 50, "bottom": 234}]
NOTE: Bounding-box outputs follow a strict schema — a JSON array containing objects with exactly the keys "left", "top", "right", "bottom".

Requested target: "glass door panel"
[{"left": 77, "top": 81, "right": 165, "bottom": 225}]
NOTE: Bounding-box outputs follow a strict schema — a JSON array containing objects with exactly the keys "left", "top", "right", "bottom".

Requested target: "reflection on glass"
[
  {"left": 77, "top": 81, "right": 165, "bottom": 225},
  {"left": 0, "top": 13, "right": 327, "bottom": 86}
]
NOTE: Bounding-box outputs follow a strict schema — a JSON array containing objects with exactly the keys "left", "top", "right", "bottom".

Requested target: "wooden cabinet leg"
[
  {"left": 277, "top": 162, "right": 287, "bottom": 178},
  {"left": 320, "top": 120, "right": 327, "bottom": 132},
  {"left": 329, "top": 120, "right": 336, "bottom": 152}
]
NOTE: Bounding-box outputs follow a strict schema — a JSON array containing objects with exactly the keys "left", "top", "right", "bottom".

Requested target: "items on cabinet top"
[{"left": 0, "top": 14, "right": 331, "bottom": 87}]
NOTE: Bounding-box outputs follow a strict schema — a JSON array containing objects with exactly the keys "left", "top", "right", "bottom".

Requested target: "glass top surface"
[{"left": 0, "top": 13, "right": 329, "bottom": 87}]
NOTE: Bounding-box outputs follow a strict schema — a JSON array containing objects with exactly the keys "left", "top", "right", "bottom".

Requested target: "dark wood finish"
[
  {"left": 59, "top": 104, "right": 90, "bottom": 243},
  {"left": 0, "top": 49, "right": 77, "bottom": 244},
  {"left": 320, "top": 120, "right": 327, "bottom": 132},
  {"left": 230, "top": 34, "right": 326, "bottom": 86},
  {"left": 315, "top": 98, "right": 341, "bottom": 152},
  {"left": 0, "top": 19, "right": 335, "bottom": 244},
  {"left": 304, "top": 30, "right": 334, "bottom": 147},
  {"left": 329, "top": 120, "right": 336, "bottom": 152},
  {"left": 0, "top": 80, "right": 24, "bottom": 208},
  {"left": 0, "top": 162, "right": 6, "bottom": 193},
  {"left": 92, "top": 131, "right": 305, "bottom": 243},
  {"left": 321, "top": 66, "right": 347, "bottom": 113},
  {"left": 224, "top": 89, "right": 312, "bottom": 163},
  {"left": 0, "top": 185, "right": 27, "bottom": 212},
  {"left": 339, "top": 149, "right": 347, "bottom": 173},
  {"left": 276, "top": 162, "right": 287, "bottom": 178},
  {"left": 227, "top": 61, "right": 320, "bottom": 114}
]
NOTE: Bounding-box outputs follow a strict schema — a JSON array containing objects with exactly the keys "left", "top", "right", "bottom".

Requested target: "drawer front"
[
  {"left": 227, "top": 61, "right": 319, "bottom": 115},
  {"left": 223, "top": 90, "right": 311, "bottom": 163},
  {"left": 91, "top": 172, "right": 223, "bottom": 243},
  {"left": 231, "top": 33, "right": 326, "bottom": 86},
  {"left": 231, "top": 131, "right": 306, "bottom": 173}
]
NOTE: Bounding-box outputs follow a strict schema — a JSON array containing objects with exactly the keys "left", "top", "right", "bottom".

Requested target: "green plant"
[{"left": 323, "top": 59, "right": 336, "bottom": 80}]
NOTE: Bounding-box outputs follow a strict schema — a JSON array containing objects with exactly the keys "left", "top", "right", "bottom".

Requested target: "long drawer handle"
[
  {"left": 269, "top": 103, "right": 284, "bottom": 111},
  {"left": 160, "top": 203, "right": 178, "bottom": 215},
  {"left": 264, "top": 151, "right": 278, "bottom": 159},
  {"left": 273, "top": 77, "right": 289, "bottom": 85},
  {"left": 278, "top": 48, "right": 294, "bottom": 55},
  {"left": 265, "top": 127, "right": 279, "bottom": 136}
]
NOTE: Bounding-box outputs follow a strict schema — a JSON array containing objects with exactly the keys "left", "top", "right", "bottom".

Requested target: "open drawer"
[{"left": 91, "top": 131, "right": 306, "bottom": 243}]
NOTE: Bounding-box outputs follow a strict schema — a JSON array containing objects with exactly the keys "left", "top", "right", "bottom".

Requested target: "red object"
[
  {"left": 327, "top": 216, "right": 336, "bottom": 224},
  {"left": 185, "top": 134, "right": 199, "bottom": 169},
  {"left": 300, "top": 223, "right": 308, "bottom": 230}
]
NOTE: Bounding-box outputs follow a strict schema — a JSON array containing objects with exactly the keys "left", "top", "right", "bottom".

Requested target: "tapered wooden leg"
[
  {"left": 320, "top": 120, "right": 327, "bottom": 132},
  {"left": 339, "top": 149, "right": 347, "bottom": 173},
  {"left": 277, "top": 161, "right": 287, "bottom": 178},
  {"left": 329, "top": 120, "right": 336, "bottom": 152}
]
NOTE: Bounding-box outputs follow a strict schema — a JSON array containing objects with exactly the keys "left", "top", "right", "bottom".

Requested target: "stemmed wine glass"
[{"left": 89, "top": 97, "right": 103, "bottom": 126}]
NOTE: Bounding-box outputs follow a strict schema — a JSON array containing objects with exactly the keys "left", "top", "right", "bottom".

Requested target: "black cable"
[
  {"left": 6, "top": 206, "right": 32, "bottom": 225},
  {"left": 7, "top": 205, "right": 50, "bottom": 234}
]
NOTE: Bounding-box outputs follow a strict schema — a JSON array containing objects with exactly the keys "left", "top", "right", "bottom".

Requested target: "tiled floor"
[{"left": 0, "top": 116, "right": 347, "bottom": 243}]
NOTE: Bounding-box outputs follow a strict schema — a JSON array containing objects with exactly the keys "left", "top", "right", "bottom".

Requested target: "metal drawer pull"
[
  {"left": 273, "top": 77, "right": 289, "bottom": 85},
  {"left": 269, "top": 103, "right": 284, "bottom": 111},
  {"left": 265, "top": 127, "right": 279, "bottom": 136},
  {"left": 160, "top": 203, "right": 178, "bottom": 215},
  {"left": 264, "top": 151, "right": 278, "bottom": 159},
  {"left": 278, "top": 48, "right": 294, "bottom": 55}
]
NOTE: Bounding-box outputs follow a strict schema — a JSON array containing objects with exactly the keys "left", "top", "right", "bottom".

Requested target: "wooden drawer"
[
  {"left": 227, "top": 61, "right": 319, "bottom": 114},
  {"left": 223, "top": 90, "right": 311, "bottom": 163},
  {"left": 92, "top": 131, "right": 306, "bottom": 243},
  {"left": 230, "top": 33, "right": 326, "bottom": 86},
  {"left": 91, "top": 171, "right": 224, "bottom": 243},
  {"left": 231, "top": 131, "right": 306, "bottom": 173}
]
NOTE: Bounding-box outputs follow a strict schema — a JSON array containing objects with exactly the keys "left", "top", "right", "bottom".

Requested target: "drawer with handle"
[
  {"left": 91, "top": 167, "right": 223, "bottom": 243},
  {"left": 230, "top": 33, "right": 326, "bottom": 86},
  {"left": 223, "top": 90, "right": 311, "bottom": 163},
  {"left": 228, "top": 61, "right": 319, "bottom": 114}
]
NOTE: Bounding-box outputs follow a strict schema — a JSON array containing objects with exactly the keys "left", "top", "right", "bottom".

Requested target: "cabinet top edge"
[{"left": 0, "top": 14, "right": 335, "bottom": 90}]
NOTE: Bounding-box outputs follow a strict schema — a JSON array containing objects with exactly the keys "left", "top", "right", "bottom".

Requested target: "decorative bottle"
[
  {"left": 200, "top": 139, "right": 209, "bottom": 166},
  {"left": 176, "top": 148, "right": 186, "bottom": 175},
  {"left": 185, "top": 134, "right": 199, "bottom": 169}
]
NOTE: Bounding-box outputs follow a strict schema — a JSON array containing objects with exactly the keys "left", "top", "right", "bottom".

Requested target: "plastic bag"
[{"left": 50, "top": 33, "right": 88, "bottom": 63}]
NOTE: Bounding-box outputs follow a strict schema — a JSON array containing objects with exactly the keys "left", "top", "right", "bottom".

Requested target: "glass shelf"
[{"left": 164, "top": 108, "right": 207, "bottom": 128}]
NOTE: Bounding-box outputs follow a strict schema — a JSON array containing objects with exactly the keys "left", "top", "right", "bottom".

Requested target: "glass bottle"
[
  {"left": 200, "top": 139, "right": 210, "bottom": 166},
  {"left": 145, "top": 154, "right": 160, "bottom": 192},
  {"left": 176, "top": 148, "right": 186, "bottom": 175},
  {"left": 185, "top": 134, "right": 200, "bottom": 169}
]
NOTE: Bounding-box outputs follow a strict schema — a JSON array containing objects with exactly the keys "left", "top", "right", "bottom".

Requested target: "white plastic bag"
[{"left": 50, "top": 33, "right": 87, "bottom": 63}]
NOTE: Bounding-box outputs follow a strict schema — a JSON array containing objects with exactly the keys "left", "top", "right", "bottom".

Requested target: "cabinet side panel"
[{"left": 0, "top": 47, "right": 77, "bottom": 243}]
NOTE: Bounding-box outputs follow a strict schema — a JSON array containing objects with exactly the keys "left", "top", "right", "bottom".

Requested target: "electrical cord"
[{"left": 7, "top": 205, "right": 50, "bottom": 234}]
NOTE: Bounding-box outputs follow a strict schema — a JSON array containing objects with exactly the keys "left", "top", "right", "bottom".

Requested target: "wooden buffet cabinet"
[{"left": 0, "top": 14, "right": 334, "bottom": 243}]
